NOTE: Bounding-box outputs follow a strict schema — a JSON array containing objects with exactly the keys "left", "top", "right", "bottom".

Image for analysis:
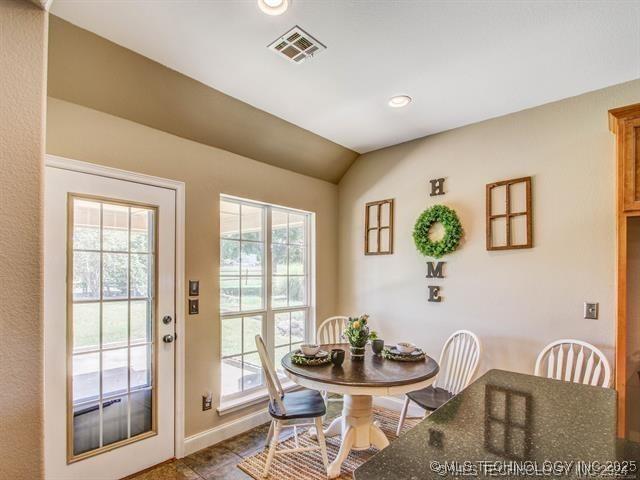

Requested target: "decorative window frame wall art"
[
  {"left": 364, "top": 199, "right": 394, "bottom": 255},
  {"left": 486, "top": 176, "right": 532, "bottom": 250}
]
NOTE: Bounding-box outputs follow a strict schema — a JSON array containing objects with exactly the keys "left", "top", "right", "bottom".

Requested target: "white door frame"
[{"left": 45, "top": 154, "right": 187, "bottom": 459}]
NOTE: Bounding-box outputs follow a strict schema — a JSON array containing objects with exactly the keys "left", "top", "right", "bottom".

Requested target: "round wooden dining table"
[{"left": 282, "top": 343, "right": 439, "bottom": 478}]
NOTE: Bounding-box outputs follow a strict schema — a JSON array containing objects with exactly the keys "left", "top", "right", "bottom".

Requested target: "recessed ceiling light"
[
  {"left": 258, "top": 0, "right": 289, "bottom": 16},
  {"left": 388, "top": 95, "right": 412, "bottom": 108}
]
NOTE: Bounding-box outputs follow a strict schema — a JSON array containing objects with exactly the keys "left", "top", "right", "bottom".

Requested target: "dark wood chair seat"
[
  {"left": 268, "top": 389, "right": 327, "bottom": 420},
  {"left": 406, "top": 385, "right": 453, "bottom": 411}
]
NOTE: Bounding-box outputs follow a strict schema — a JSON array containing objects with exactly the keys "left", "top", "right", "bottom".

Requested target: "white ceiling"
[{"left": 51, "top": 0, "right": 640, "bottom": 154}]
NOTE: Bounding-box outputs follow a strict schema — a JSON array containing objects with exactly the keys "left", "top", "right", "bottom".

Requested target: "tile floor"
[{"left": 130, "top": 398, "right": 344, "bottom": 480}]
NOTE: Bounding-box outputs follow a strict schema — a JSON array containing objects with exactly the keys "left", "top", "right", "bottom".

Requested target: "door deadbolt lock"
[
  {"left": 163, "top": 315, "right": 173, "bottom": 325},
  {"left": 163, "top": 334, "right": 175, "bottom": 343}
]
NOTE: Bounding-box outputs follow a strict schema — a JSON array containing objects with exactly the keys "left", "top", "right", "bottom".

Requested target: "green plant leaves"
[{"left": 413, "top": 205, "right": 463, "bottom": 258}]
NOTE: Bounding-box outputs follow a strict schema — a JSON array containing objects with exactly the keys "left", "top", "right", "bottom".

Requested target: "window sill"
[{"left": 217, "top": 379, "right": 300, "bottom": 416}]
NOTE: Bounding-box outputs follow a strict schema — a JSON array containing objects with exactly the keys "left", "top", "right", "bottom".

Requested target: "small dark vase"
[
  {"left": 349, "top": 345, "right": 366, "bottom": 360},
  {"left": 330, "top": 348, "right": 345, "bottom": 367},
  {"left": 372, "top": 339, "right": 385, "bottom": 355}
]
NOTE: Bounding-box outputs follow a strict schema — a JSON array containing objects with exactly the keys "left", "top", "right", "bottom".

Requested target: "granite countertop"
[{"left": 355, "top": 369, "right": 640, "bottom": 479}]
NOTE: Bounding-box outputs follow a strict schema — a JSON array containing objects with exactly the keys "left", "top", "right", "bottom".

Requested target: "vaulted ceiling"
[{"left": 50, "top": 0, "right": 640, "bottom": 179}]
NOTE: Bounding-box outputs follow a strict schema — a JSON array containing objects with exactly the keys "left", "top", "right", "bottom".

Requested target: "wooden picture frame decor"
[
  {"left": 365, "top": 199, "right": 394, "bottom": 255},
  {"left": 486, "top": 176, "right": 532, "bottom": 250}
]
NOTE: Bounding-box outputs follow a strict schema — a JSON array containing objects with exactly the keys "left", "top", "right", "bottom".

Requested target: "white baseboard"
[
  {"left": 373, "top": 395, "right": 424, "bottom": 417},
  {"left": 183, "top": 395, "right": 422, "bottom": 457},
  {"left": 183, "top": 408, "right": 271, "bottom": 456}
]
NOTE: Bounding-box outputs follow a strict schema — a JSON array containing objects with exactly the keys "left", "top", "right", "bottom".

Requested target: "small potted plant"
[{"left": 344, "top": 314, "right": 371, "bottom": 359}]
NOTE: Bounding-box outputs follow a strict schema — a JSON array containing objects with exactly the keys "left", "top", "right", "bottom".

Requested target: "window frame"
[{"left": 219, "top": 195, "right": 315, "bottom": 403}]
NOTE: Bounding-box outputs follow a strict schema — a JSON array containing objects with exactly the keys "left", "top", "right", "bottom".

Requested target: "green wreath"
[{"left": 413, "top": 205, "right": 463, "bottom": 258}]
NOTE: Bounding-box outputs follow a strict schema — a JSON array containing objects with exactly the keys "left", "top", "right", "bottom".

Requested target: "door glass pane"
[
  {"left": 73, "top": 400, "right": 100, "bottom": 455},
  {"left": 102, "top": 301, "right": 128, "bottom": 348},
  {"left": 73, "top": 251, "right": 100, "bottom": 301},
  {"left": 102, "top": 204, "right": 129, "bottom": 251},
  {"left": 70, "top": 197, "right": 156, "bottom": 459},
  {"left": 73, "top": 303, "right": 100, "bottom": 353},
  {"left": 130, "top": 208, "right": 153, "bottom": 252},
  {"left": 130, "top": 389, "right": 153, "bottom": 437},
  {"left": 130, "top": 344, "right": 152, "bottom": 390},
  {"left": 73, "top": 200, "right": 101, "bottom": 250},
  {"left": 103, "top": 253, "right": 128, "bottom": 299},
  {"left": 102, "top": 348, "right": 128, "bottom": 398},
  {"left": 73, "top": 352, "right": 100, "bottom": 402},
  {"left": 130, "top": 254, "right": 151, "bottom": 299},
  {"left": 102, "top": 395, "right": 129, "bottom": 446},
  {"left": 130, "top": 300, "right": 151, "bottom": 344}
]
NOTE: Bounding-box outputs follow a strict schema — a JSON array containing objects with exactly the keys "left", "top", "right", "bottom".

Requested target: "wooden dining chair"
[
  {"left": 254, "top": 335, "right": 329, "bottom": 478},
  {"left": 396, "top": 330, "right": 481, "bottom": 436},
  {"left": 316, "top": 316, "right": 349, "bottom": 404},
  {"left": 534, "top": 339, "right": 611, "bottom": 388},
  {"left": 316, "top": 316, "right": 349, "bottom": 344}
]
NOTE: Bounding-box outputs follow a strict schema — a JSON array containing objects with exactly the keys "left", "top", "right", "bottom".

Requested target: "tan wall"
[
  {"left": 46, "top": 97, "right": 339, "bottom": 437},
  {"left": 338, "top": 79, "right": 640, "bottom": 380},
  {"left": 0, "top": 1, "right": 48, "bottom": 478},
  {"left": 47, "top": 16, "right": 357, "bottom": 184}
]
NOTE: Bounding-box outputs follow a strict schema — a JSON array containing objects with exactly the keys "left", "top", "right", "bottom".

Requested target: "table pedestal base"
[{"left": 310, "top": 394, "right": 390, "bottom": 479}]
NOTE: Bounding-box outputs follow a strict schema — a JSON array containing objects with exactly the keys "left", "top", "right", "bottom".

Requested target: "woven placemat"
[{"left": 237, "top": 407, "right": 420, "bottom": 480}]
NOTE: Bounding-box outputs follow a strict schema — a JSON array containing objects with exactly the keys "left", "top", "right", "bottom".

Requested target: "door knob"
[
  {"left": 163, "top": 334, "right": 175, "bottom": 343},
  {"left": 163, "top": 315, "right": 173, "bottom": 325}
]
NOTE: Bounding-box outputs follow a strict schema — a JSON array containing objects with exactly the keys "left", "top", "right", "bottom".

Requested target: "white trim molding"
[
  {"left": 45, "top": 154, "right": 187, "bottom": 459},
  {"left": 184, "top": 409, "right": 271, "bottom": 456}
]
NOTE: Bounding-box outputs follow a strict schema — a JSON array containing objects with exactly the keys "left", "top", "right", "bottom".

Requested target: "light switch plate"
[
  {"left": 584, "top": 302, "right": 598, "bottom": 320},
  {"left": 189, "top": 299, "right": 199, "bottom": 315}
]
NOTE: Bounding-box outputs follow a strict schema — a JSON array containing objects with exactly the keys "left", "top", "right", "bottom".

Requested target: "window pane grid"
[
  {"left": 220, "top": 197, "right": 311, "bottom": 399},
  {"left": 70, "top": 198, "right": 155, "bottom": 456}
]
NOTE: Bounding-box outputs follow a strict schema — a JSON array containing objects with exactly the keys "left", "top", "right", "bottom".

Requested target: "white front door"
[{"left": 44, "top": 165, "right": 176, "bottom": 479}]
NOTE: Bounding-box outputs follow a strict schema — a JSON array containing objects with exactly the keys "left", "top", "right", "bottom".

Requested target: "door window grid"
[
  {"left": 220, "top": 196, "right": 312, "bottom": 401},
  {"left": 69, "top": 197, "right": 156, "bottom": 460}
]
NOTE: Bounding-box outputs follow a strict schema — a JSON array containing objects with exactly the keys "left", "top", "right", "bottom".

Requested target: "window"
[
  {"left": 219, "top": 196, "right": 313, "bottom": 400},
  {"left": 69, "top": 197, "right": 155, "bottom": 459}
]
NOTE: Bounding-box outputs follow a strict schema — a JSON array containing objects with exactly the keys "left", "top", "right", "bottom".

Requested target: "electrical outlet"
[
  {"left": 584, "top": 302, "right": 598, "bottom": 320},
  {"left": 202, "top": 392, "right": 212, "bottom": 411}
]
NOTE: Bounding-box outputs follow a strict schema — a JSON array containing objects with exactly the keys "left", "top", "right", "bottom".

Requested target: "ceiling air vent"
[{"left": 268, "top": 26, "right": 326, "bottom": 64}]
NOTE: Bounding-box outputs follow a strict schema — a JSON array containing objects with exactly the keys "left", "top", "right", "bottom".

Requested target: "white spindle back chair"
[
  {"left": 397, "top": 330, "right": 481, "bottom": 436},
  {"left": 534, "top": 339, "right": 611, "bottom": 388},
  {"left": 434, "top": 330, "right": 481, "bottom": 395},
  {"left": 316, "top": 316, "right": 349, "bottom": 344},
  {"left": 316, "top": 316, "right": 349, "bottom": 404},
  {"left": 255, "top": 335, "right": 329, "bottom": 478}
]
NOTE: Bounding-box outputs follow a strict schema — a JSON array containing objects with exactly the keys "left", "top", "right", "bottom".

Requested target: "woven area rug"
[{"left": 237, "top": 407, "right": 419, "bottom": 480}]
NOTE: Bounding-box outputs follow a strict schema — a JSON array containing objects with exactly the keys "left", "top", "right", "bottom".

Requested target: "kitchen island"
[{"left": 355, "top": 369, "right": 640, "bottom": 479}]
